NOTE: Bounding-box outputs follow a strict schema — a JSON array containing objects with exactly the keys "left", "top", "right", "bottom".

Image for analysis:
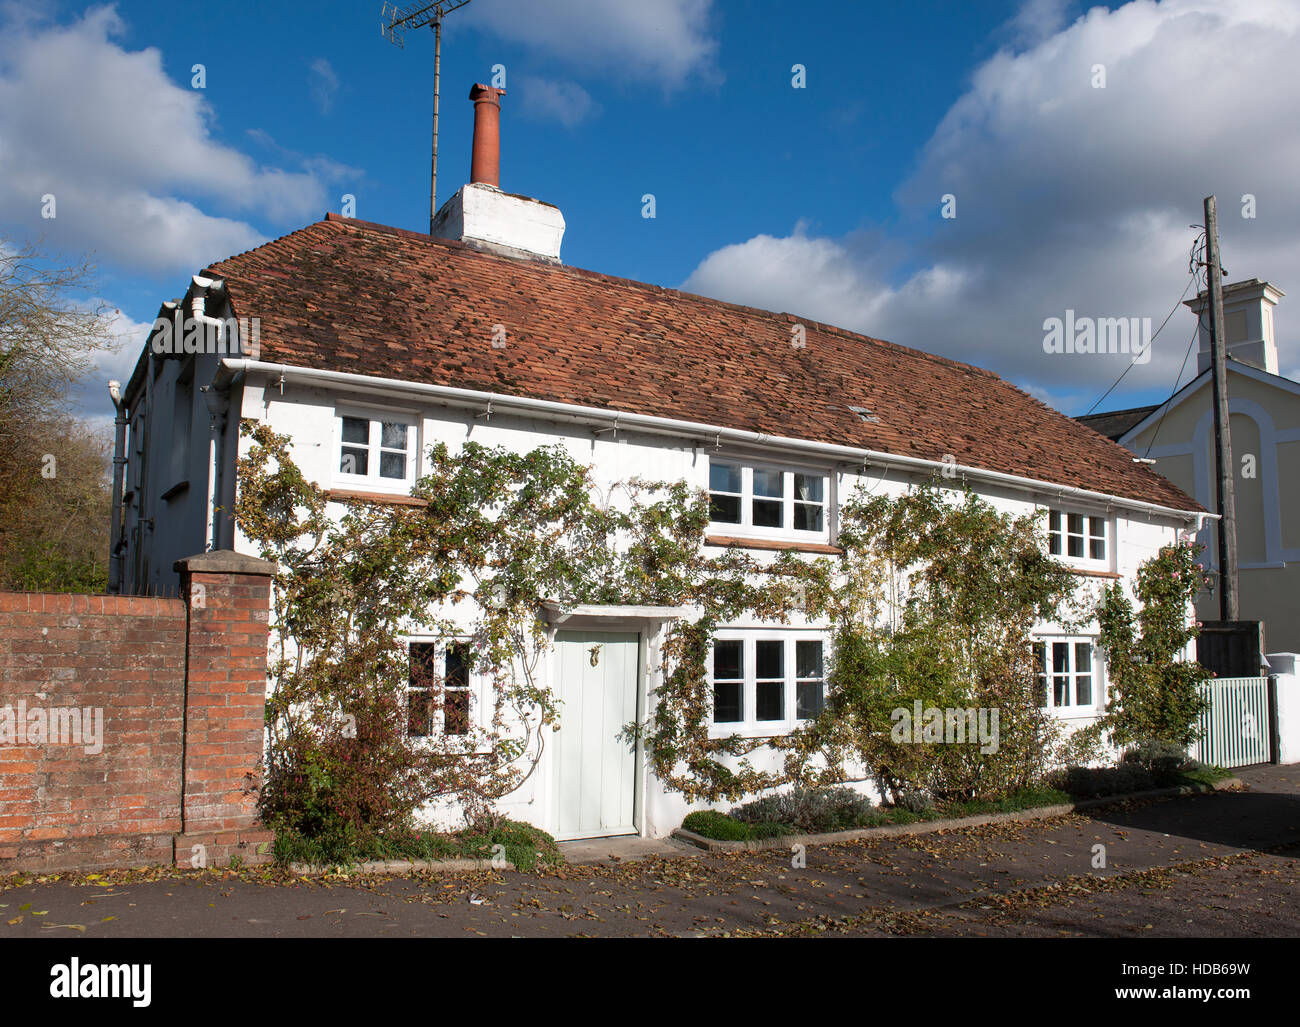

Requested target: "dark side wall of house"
[{"left": 118, "top": 286, "right": 244, "bottom": 596}]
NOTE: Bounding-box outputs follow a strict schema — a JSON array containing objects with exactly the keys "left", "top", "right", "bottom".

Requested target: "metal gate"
[
  {"left": 1196, "top": 621, "right": 1264, "bottom": 677},
  {"left": 1189, "top": 677, "right": 1276, "bottom": 769}
]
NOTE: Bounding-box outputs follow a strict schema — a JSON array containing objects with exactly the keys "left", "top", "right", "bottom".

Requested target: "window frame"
[
  {"left": 1032, "top": 635, "right": 1100, "bottom": 712},
  {"left": 332, "top": 406, "right": 419, "bottom": 493},
  {"left": 404, "top": 637, "right": 482, "bottom": 743},
  {"left": 709, "top": 631, "right": 829, "bottom": 735},
  {"left": 1046, "top": 506, "right": 1110, "bottom": 568},
  {"left": 707, "top": 457, "right": 832, "bottom": 543}
]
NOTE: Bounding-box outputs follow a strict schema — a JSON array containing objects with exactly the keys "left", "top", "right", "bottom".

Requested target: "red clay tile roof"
[{"left": 205, "top": 215, "right": 1199, "bottom": 512}]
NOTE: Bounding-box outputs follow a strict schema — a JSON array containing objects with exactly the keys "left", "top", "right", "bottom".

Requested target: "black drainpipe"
[{"left": 107, "top": 381, "right": 127, "bottom": 593}]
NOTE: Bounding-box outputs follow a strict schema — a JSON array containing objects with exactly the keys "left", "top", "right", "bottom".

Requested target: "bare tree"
[{"left": 0, "top": 237, "right": 120, "bottom": 591}]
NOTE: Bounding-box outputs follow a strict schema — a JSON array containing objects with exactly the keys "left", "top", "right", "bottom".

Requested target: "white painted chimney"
[
  {"left": 431, "top": 83, "right": 565, "bottom": 263},
  {"left": 1185, "top": 278, "right": 1283, "bottom": 376}
]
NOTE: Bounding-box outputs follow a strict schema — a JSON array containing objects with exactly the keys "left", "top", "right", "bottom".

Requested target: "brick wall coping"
[
  {"left": 174, "top": 550, "right": 278, "bottom": 576},
  {"left": 0, "top": 591, "right": 181, "bottom": 614}
]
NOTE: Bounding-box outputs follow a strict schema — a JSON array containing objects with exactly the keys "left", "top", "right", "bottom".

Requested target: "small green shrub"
[
  {"left": 895, "top": 789, "right": 934, "bottom": 815},
  {"left": 1123, "top": 738, "right": 1194, "bottom": 787},
  {"left": 271, "top": 810, "right": 363, "bottom": 866},
  {"left": 685, "top": 783, "right": 1072, "bottom": 839},
  {"left": 1180, "top": 764, "right": 1230, "bottom": 787},
  {"left": 941, "top": 786, "right": 1071, "bottom": 818},
  {"left": 1051, "top": 764, "right": 1155, "bottom": 799},
  {"left": 481, "top": 821, "right": 562, "bottom": 872},
  {"left": 730, "top": 786, "right": 875, "bottom": 833},
  {"left": 271, "top": 818, "right": 560, "bottom": 871},
  {"left": 682, "top": 810, "right": 751, "bottom": 839},
  {"left": 681, "top": 810, "right": 790, "bottom": 840}
]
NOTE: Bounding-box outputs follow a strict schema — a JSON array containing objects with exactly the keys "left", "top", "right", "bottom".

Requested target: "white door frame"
[{"left": 541, "top": 604, "right": 686, "bottom": 841}]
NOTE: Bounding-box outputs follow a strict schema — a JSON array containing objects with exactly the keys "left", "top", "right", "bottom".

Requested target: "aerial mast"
[{"left": 381, "top": 0, "right": 475, "bottom": 234}]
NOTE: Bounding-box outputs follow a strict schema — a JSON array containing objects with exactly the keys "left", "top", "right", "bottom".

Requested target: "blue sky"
[{"left": 3, "top": 0, "right": 1298, "bottom": 428}]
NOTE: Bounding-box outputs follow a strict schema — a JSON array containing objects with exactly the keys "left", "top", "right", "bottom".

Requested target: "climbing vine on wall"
[
  {"left": 1082, "top": 540, "right": 1210, "bottom": 751},
  {"left": 235, "top": 423, "right": 820, "bottom": 834},
  {"left": 238, "top": 421, "right": 1203, "bottom": 830},
  {"left": 779, "top": 484, "right": 1091, "bottom": 802},
  {"left": 632, "top": 483, "right": 1100, "bottom": 804}
]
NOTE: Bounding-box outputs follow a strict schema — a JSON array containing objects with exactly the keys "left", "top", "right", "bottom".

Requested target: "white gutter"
[{"left": 216, "top": 357, "right": 1212, "bottom": 526}]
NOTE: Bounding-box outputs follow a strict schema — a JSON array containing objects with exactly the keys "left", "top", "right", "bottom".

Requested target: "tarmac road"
[{"left": 1, "top": 764, "right": 1296, "bottom": 939}]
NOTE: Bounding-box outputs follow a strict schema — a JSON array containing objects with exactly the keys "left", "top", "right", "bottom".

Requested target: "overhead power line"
[{"left": 1082, "top": 266, "right": 1198, "bottom": 417}]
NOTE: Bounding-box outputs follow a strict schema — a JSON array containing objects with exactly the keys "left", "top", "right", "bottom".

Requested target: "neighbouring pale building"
[
  {"left": 1079, "top": 279, "right": 1300, "bottom": 654},
  {"left": 109, "top": 85, "right": 1211, "bottom": 840}
]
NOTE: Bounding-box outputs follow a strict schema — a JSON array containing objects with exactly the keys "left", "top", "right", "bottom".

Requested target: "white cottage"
[{"left": 110, "top": 88, "right": 1208, "bottom": 839}]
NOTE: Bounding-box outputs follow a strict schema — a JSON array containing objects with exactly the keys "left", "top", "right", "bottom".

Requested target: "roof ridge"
[
  {"left": 194, "top": 215, "right": 1200, "bottom": 513},
  {"left": 214, "top": 214, "right": 999, "bottom": 381},
  {"left": 1078, "top": 403, "right": 1160, "bottom": 418}
]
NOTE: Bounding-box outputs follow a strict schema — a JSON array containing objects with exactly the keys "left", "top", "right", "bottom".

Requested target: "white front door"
[{"left": 552, "top": 630, "right": 640, "bottom": 840}]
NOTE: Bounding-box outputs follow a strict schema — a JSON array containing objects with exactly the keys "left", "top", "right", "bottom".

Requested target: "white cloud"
[
  {"left": 685, "top": 223, "right": 890, "bottom": 335},
  {"left": 1002, "top": 0, "right": 1075, "bottom": 48},
  {"left": 682, "top": 0, "right": 1300, "bottom": 412},
  {"left": 245, "top": 128, "right": 362, "bottom": 186},
  {"left": 460, "top": 0, "right": 719, "bottom": 87},
  {"left": 308, "top": 57, "right": 340, "bottom": 114},
  {"left": 0, "top": 6, "right": 342, "bottom": 274},
  {"left": 67, "top": 303, "right": 153, "bottom": 429},
  {"left": 518, "top": 76, "right": 600, "bottom": 127}
]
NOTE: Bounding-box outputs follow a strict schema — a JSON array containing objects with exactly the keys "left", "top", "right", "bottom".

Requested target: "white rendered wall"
[
  {"left": 1267, "top": 653, "right": 1300, "bottom": 765},
  {"left": 232, "top": 376, "right": 1193, "bottom": 838}
]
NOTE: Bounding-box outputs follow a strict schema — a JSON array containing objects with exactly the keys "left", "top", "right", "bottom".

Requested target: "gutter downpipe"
[
  {"left": 215, "top": 357, "right": 1213, "bottom": 527},
  {"left": 107, "top": 384, "right": 127, "bottom": 593},
  {"left": 189, "top": 279, "right": 230, "bottom": 352},
  {"left": 203, "top": 423, "right": 218, "bottom": 551},
  {"left": 200, "top": 378, "right": 237, "bottom": 552},
  {"left": 136, "top": 343, "right": 154, "bottom": 589},
  {"left": 192, "top": 279, "right": 233, "bottom": 552}
]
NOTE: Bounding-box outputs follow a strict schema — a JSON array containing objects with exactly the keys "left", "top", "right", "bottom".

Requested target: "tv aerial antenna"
[{"left": 381, "top": 0, "right": 475, "bottom": 233}]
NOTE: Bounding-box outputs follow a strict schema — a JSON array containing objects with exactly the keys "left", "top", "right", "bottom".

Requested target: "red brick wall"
[
  {"left": 0, "top": 551, "right": 276, "bottom": 874},
  {"left": 172, "top": 560, "right": 275, "bottom": 869}
]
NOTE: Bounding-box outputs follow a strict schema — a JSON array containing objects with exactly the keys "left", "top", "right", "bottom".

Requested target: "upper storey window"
[
  {"left": 1047, "top": 508, "right": 1108, "bottom": 566},
  {"left": 709, "top": 460, "right": 829, "bottom": 541},
  {"left": 334, "top": 410, "right": 417, "bottom": 492}
]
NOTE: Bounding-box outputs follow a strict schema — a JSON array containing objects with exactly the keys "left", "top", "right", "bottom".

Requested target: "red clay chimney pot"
[{"left": 468, "top": 83, "right": 506, "bottom": 188}]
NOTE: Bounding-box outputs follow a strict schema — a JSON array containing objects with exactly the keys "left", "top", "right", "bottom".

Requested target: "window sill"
[
  {"left": 1066, "top": 567, "right": 1121, "bottom": 579},
  {"left": 708, "top": 723, "right": 811, "bottom": 740},
  {"left": 706, "top": 534, "right": 843, "bottom": 555},
  {"left": 326, "top": 488, "right": 427, "bottom": 508}
]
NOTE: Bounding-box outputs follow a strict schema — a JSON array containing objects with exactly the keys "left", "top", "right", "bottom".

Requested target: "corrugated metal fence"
[{"left": 1190, "top": 676, "right": 1276, "bottom": 769}]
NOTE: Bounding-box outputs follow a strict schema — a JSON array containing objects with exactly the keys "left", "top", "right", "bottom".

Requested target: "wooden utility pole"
[{"left": 1204, "top": 195, "right": 1239, "bottom": 620}]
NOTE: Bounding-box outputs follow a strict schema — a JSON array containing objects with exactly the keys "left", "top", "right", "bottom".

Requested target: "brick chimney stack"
[
  {"left": 431, "top": 82, "right": 563, "bottom": 263},
  {"left": 469, "top": 83, "right": 505, "bottom": 188}
]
